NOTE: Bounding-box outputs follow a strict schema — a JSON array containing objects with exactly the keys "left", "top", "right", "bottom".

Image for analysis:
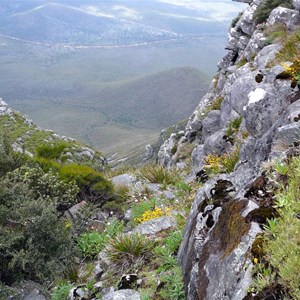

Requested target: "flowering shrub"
[
  {"left": 4, "top": 165, "right": 78, "bottom": 210},
  {"left": 204, "top": 154, "right": 222, "bottom": 175},
  {"left": 281, "top": 60, "right": 300, "bottom": 86},
  {"left": 135, "top": 206, "right": 171, "bottom": 223},
  {"left": 204, "top": 148, "right": 240, "bottom": 176}
]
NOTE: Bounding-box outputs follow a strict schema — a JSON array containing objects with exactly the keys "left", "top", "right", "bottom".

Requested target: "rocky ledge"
[{"left": 158, "top": 1, "right": 300, "bottom": 299}]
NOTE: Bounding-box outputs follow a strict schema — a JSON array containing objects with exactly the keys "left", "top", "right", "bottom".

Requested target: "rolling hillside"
[
  {"left": 10, "top": 67, "right": 209, "bottom": 159},
  {"left": 0, "top": 0, "right": 246, "bottom": 160}
]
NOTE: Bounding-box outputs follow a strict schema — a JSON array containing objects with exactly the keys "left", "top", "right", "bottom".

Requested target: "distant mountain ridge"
[
  {"left": 0, "top": 0, "right": 245, "bottom": 46},
  {"left": 0, "top": 2, "right": 180, "bottom": 46}
]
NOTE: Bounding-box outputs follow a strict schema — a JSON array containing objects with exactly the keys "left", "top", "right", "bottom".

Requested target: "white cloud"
[{"left": 113, "top": 5, "right": 142, "bottom": 20}]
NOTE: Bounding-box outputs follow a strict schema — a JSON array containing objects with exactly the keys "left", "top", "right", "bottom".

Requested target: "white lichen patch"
[{"left": 243, "top": 88, "right": 266, "bottom": 111}]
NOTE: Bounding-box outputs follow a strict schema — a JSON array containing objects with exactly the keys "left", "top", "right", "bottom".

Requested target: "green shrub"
[
  {"left": 36, "top": 141, "right": 69, "bottom": 160},
  {"left": 105, "top": 218, "right": 124, "bottom": 237},
  {"left": 60, "top": 164, "right": 114, "bottom": 204},
  {"left": 106, "top": 234, "right": 155, "bottom": 272},
  {"left": 154, "top": 247, "right": 178, "bottom": 271},
  {"left": 276, "top": 29, "right": 300, "bottom": 62},
  {"left": 211, "top": 96, "right": 224, "bottom": 110},
  {"left": 0, "top": 165, "right": 78, "bottom": 284},
  {"left": 33, "top": 157, "right": 61, "bottom": 172},
  {"left": 254, "top": 0, "right": 293, "bottom": 24},
  {"left": 164, "top": 230, "right": 183, "bottom": 254},
  {"left": 249, "top": 157, "right": 300, "bottom": 299},
  {"left": 237, "top": 57, "right": 247, "bottom": 67},
  {"left": 231, "top": 11, "right": 243, "bottom": 28},
  {"left": 158, "top": 266, "right": 185, "bottom": 300},
  {"left": 221, "top": 147, "right": 240, "bottom": 173},
  {"left": 3, "top": 165, "right": 78, "bottom": 210},
  {"left": 263, "top": 23, "right": 287, "bottom": 43},
  {"left": 0, "top": 133, "right": 28, "bottom": 177},
  {"left": 77, "top": 231, "right": 109, "bottom": 259},
  {"left": 0, "top": 198, "right": 76, "bottom": 284},
  {"left": 76, "top": 218, "right": 124, "bottom": 258},
  {"left": 51, "top": 282, "right": 74, "bottom": 300}
]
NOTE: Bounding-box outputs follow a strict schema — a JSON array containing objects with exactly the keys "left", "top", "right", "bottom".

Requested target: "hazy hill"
[
  {"left": 91, "top": 67, "right": 209, "bottom": 129},
  {"left": 0, "top": 0, "right": 246, "bottom": 158},
  {"left": 10, "top": 67, "right": 209, "bottom": 159},
  {"left": 0, "top": 2, "right": 179, "bottom": 46}
]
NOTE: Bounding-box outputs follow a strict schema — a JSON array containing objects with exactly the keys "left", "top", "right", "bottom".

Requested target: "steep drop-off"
[{"left": 158, "top": 0, "right": 300, "bottom": 299}]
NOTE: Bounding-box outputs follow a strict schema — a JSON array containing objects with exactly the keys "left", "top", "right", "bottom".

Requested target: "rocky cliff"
[{"left": 158, "top": 1, "right": 300, "bottom": 299}]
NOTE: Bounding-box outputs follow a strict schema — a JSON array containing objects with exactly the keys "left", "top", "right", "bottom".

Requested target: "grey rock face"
[
  {"left": 202, "top": 110, "right": 221, "bottom": 140},
  {"left": 132, "top": 216, "right": 176, "bottom": 235},
  {"left": 23, "top": 289, "right": 46, "bottom": 300},
  {"left": 157, "top": 3, "right": 300, "bottom": 298},
  {"left": 294, "top": 0, "right": 300, "bottom": 11},
  {"left": 103, "top": 289, "right": 140, "bottom": 300},
  {"left": 111, "top": 174, "right": 136, "bottom": 188},
  {"left": 10, "top": 281, "right": 47, "bottom": 300},
  {"left": 267, "top": 7, "right": 300, "bottom": 29},
  {"left": 203, "top": 129, "right": 231, "bottom": 155}
]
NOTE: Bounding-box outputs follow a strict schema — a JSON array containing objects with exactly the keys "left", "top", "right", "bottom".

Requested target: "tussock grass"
[{"left": 137, "top": 164, "right": 180, "bottom": 185}]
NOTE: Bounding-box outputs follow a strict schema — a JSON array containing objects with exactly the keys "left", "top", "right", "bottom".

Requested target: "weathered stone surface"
[
  {"left": 111, "top": 174, "right": 136, "bottom": 188},
  {"left": 191, "top": 145, "right": 205, "bottom": 171},
  {"left": 132, "top": 216, "right": 176, "bottom": 235},
  {"left": 267, "top": 7, "right": 300, "bottom": 29},
  {"left": 64, "top": 201, "right": 87, "bottom": 220},
  {"left": 202, "top": 110, "right": 221, "bottom": 140},
  {"left": 103, "top": 289, "right": 140, "bottom": 300},
  {"left": 10, "top": 281, "right": 47, "bottom": 300},
  {"left": 294, "top": 0, "right": 300, "bottom": 11},
  {"left": 157, "top": 3, "right": 300, "bottom": 299},
  {"left": 203, "top": 129, "right": 231, "bottom": 155},
  {"left": 254, "top": 43, "right": 282, "bottom": 69}
]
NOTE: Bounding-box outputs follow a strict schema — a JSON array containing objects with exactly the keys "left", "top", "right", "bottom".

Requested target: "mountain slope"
[{"left": 0, "top": 2, "right": 179, "bottom": 46}]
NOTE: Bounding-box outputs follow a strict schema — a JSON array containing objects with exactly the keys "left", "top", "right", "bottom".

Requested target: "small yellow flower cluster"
[
  {"left": 205, "top": 154, "right": 221, "bottom": 167},
  {"left": 282, "top": 62, "right": 297, "bottom": 77},
  {"left": 204, "top": 154, "right": 222, "bottom": 174},
  {"left": 64, "top": 219, "right": 72, "bottom": 229},
  {"left": 135, "top": 207, "right": 172, "bottom": 223},
  {"left": 281, "top": 59, "right": 300, "bottom": 85}
]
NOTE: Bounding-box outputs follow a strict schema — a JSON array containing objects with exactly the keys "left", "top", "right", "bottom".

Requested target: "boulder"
[
  {"left": 103, "top": 289, "right": 140, "bottom": 300},
  {"left": 132, "top": 216, "right": 176, "bottom": 235},
  {"left": 267, "top": 7, "right": 300, "bottom": 30},
  {"left": 64, "top": 201, "right": 87, "bottom": 220},
  {"left": 111, "top": 174, "right": 136, "bottom": 188},
  {"left": 203, "top": 129, "right": 231, "bottom": 155}
]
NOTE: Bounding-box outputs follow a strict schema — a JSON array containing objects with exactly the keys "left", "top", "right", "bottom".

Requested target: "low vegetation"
[
  {"left": 249, "top": 157, "right": 300, "bottom": 299},
  {"left": 254, "top": 0, "right": 293, "bottom": 24},
  {"left": 0, "top": 130, "right": 204, "bottom": 299},
  {"left": 204, "top": 146, "right": 240, "bottom": 176}
]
